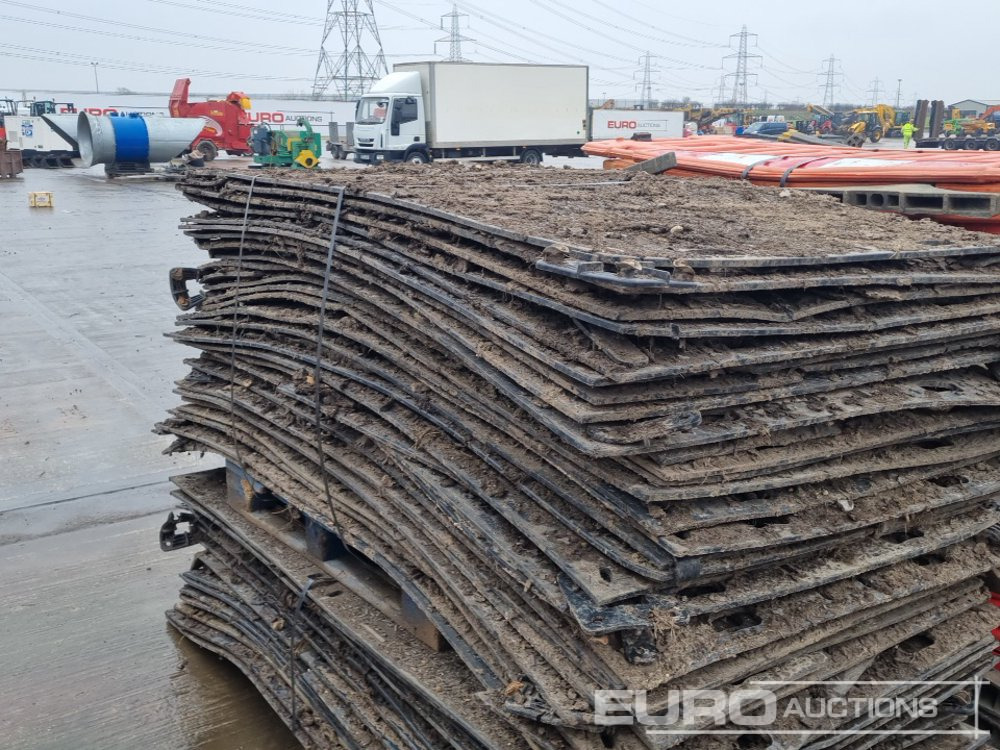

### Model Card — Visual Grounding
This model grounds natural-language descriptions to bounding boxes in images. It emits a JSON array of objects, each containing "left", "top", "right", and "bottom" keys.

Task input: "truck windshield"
[{"left": 356, "top": 98, "right": 389, "bottom": 125}]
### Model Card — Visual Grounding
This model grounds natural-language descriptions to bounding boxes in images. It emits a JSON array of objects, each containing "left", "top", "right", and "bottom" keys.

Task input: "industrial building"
[{"left": 950, "top": 98, "right": 1000, "bottom": 117}]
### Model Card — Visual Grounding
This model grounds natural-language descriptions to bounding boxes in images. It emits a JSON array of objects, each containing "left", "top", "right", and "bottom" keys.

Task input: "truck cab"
[
  {"left": 18, "top": 100, "right": 76, "bottom": 116},
  {"left": 353, "top": 72, "right": 426, "bottom": 163}
]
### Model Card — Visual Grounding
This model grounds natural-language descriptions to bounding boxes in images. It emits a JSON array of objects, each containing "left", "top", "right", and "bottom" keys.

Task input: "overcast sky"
[{"left": 0, "top": 0, "right": 991, "bottom": 105}]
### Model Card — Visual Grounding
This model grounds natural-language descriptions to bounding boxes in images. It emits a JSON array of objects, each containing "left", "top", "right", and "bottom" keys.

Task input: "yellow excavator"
[
  {"left": 842, "top": 105, "right": 895, "bottom": 142},
  {"left": 808, "top": 104, "right": 907, "bottom": 144},
  {"left": 806, "top": 103, "right": 845, "bottom": 135},
  {"left": 943, "top": 107, "right": 997, "bottom": 136},
  {"left": 677, "top": 106, "right": 747, "bottom": 132}
]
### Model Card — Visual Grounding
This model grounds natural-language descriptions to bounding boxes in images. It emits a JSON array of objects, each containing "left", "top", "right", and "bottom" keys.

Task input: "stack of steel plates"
[{"left": 158, "top": 165, "right": 1000, "bottom": 749}]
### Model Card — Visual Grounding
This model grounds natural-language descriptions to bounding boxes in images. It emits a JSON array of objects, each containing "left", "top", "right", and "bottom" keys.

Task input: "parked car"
[{"left": 742, "top": 121, "right": 789, "bottom": 136}]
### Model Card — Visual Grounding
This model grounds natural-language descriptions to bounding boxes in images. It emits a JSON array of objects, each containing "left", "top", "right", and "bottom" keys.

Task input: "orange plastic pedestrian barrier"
[
  {"left": 583, "top": 136, "right": 1000, "bottom": 232},
  {"left": 584, "top": 136, "right": 1000, "bottom": 189}
]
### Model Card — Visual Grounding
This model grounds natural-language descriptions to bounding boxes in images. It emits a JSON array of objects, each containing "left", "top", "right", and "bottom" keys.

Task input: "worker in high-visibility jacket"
[{"left": 901, "top": 121, "right": 915, "bottom": 149}]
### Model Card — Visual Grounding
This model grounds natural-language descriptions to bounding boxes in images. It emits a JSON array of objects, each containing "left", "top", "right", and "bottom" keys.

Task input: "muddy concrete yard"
[{"left": 0, "top": 166, "right": 298, "bottom": 749}]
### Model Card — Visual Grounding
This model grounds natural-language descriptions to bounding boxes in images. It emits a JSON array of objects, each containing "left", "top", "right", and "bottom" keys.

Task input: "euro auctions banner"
[
  {"left": 1, "top": 91, "right": 357, "bottom": 130},
  {"left": 589, "top": 109, "right": 684, "bottom": 140}
]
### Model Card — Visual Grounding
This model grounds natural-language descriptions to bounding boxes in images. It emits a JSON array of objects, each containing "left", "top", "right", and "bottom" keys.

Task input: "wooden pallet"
[{"left": 222, "top": 461, "right": 446, "bottom": 652}]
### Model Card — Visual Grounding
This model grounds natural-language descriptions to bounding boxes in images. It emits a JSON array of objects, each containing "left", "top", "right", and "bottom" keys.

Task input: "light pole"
[
  {"left": 91, "top": 62, "right": 100, "bottom": 93},
  {"left": 895, "top": 78, "right": 902, "bottom": 109}
]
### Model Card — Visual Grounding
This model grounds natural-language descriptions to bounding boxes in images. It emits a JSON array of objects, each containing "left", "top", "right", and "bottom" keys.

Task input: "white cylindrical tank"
[
  {"left": 77, "top": 112, "right": 205, "bottom": 167},
  {"left": 41, "top": 114, "right": 81, "bottom": 149}
]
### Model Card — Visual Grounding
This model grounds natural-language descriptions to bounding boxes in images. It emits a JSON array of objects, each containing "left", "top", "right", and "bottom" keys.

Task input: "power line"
[
  {"left": 756, "top": 46, "right": 816, "bottom": 75},
  {"left": 819, "top": 55, "right": 843, "bottom": 107},
  {"left": 447, "top": 0, "right": 634, "bottom": 65},
  {"left": 142, "top": 0, "right": 317, "bottom": 24},
  {"left": 635, "top": 52, "right": 659, "bottom": 108},
  {"left": 529, "top": 0, "right": 721, "bottom": 68},
  {"left": 621, "top": 0, "right": 725, "bottom": 28},
  {"left": 312, "top": 0, "right": 388, "bottom": 99},
  {"left": 441, "top": 0, "right": 719, "bottom": 83},
  {"left": 384, "top": 0, "right": 628, "bottom": 76},
  {"left": 716, "top": 75, "right": 728, "bottom": 106},
  {"left": 0, "top": 42, "right": 312, "bottom": 81},
  {"left": 375, "top": 0, "right": 551, "bottom": 64},
  {"left": 867, "top": 76, "right": 883, "bottom": 106},
  {"left": 376, "top": 0, "right": 541, "bottom": 63},
  {"left": 436, "top": 3, "right": 474, "bottom": 62},
  {"left": 539, "top": 0, "right": 719, "bottom": 51},
  {"left": 582, "top": 0, "right": 727, "bottom": 47},
  {"left": 842, "top": 76, "right": 868, "bottom": 102},
  {"left": 758, "top": 66, "right": 809, "bottom": 90},
  {"left": 723, "top": 24, "right": 760, "bottom": 108},
  {"left": 0, "top": 13, "right": 314, "bottom": 57},
  {"left": 185, "top": 0, "right": 318, "bottom": 21},
  {"left": 0, "top": 0, "right": 316, "bottom": 49},
  {"left": 377, "top": 0, "right": 639, "bottom": 74}
]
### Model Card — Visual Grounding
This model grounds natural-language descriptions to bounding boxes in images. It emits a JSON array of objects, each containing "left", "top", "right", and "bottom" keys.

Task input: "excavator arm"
[{"left": 697, "top": 108, "right": 737, "bottom": 130}]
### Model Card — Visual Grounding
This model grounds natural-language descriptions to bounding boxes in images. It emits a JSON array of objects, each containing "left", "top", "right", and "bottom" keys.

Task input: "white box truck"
[
  {"left": 353, "top": 62, "right": 590, "bottom": 165},
  {"left": 352, "top": 62, "right": 684, "bottom": 165}
]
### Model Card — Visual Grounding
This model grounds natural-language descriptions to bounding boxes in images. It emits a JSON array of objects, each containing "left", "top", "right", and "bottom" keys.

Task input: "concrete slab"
[
  {"left": 801, "top": 182, "right": 1000, "bottom": 218},
  {"left": 0, "top": 167, "right": 296, "bottom": 748},
  {"left": 624, "top": 151, "right": 677, "bottom": 175}
]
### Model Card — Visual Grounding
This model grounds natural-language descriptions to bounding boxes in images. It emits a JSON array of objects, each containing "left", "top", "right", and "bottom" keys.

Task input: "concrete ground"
[{"left": 0, "top": 165, "right": 298, "bottom": 749}]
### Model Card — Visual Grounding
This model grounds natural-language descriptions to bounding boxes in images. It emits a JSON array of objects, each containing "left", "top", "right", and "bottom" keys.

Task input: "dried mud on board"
[
  {"left": 303, "top": 161, "right": 996, "bottom": 257},
  {"left": 157, "top": 165, "right": 1000, "bottom": 750}
]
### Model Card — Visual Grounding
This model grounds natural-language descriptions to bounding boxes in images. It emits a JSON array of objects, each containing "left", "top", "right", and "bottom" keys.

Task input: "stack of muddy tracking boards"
[{"left": 157, "top": 165, "right": 1000, "bottom": 750}]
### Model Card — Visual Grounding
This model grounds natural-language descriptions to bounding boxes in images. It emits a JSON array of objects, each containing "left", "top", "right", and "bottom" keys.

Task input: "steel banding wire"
[
  {"left": 287, "top": 574, "right": 320, "bottom": 732},
  {"left": 228, "top": 175, "right": 258, "bottom": 471},
  {"left": 313, "top": 188, "right": 351, "bottom": 545}
]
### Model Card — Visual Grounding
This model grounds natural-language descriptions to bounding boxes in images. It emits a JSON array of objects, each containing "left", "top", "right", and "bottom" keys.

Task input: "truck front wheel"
[
  {"left": 519, "top": 148, "right": 543, "bottom": 166},
  {"left": 406, "top": 150, "right": 430, "bottom": 164}
]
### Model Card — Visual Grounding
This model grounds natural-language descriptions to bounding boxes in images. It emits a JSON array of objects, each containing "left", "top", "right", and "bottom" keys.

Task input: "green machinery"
[{"left": 249, "top": 118, "right": 321, "bottom": 168}]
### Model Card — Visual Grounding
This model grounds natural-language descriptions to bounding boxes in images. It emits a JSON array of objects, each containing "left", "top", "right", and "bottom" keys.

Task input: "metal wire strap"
[
  {"left": 227, "top": 175, "right": 258, "bottom": 470},
  {"left": 287, "top": 574, "right": 316, "bottom": 731},
  {"left": 312, "top": 187, "right": 349, "bottom": 542}
]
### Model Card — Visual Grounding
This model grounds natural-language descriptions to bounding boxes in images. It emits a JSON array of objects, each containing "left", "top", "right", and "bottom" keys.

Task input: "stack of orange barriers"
[{"left": 583, "top": 136, "right": 1000, "bottom": 192}]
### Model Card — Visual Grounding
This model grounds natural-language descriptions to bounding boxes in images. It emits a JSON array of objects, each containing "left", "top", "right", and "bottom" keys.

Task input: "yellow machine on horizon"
[
  {"left": 943, "top": 107, "right": 997, "bottom": 136},
  {"left": 843, "top": 105, "right": 904, "bottom": 142},
  {"left": 808, "top": 103, "right": 912, "bottom": 144}
]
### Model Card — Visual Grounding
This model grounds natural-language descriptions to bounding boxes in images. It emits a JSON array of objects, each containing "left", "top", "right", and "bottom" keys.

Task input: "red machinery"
[
  {"left": 168, "top": 78, "right": 252, "bottom": 159},
  {"left": 0, "top": 98, "right": 17, "bottom": 141}
]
